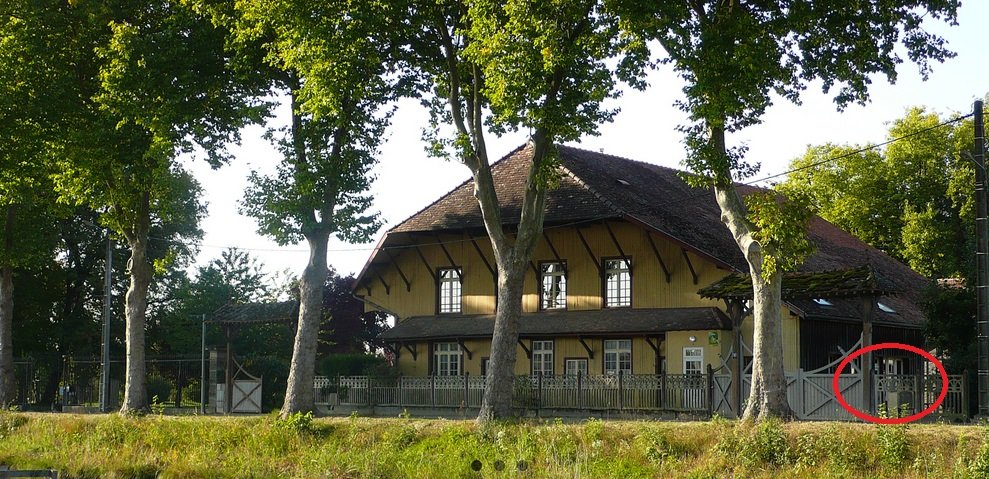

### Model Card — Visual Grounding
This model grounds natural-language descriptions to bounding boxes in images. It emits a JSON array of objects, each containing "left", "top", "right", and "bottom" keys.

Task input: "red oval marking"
[{"left": 832, "top": 342, "right": 948, "bottom": 424}]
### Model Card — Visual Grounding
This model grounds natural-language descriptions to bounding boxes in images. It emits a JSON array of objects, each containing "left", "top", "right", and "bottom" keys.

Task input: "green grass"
[{"left": 0, "top": 411, "right": 987, "bottom": 478}]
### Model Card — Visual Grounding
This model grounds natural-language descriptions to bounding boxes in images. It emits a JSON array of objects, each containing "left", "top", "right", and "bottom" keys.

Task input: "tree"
[
  {"left": 411, "top": 0, "right": 647, "bottom": 422},
  {"left": 620, "top": 1, "right": 959, "bottom": 419},
  {"left": 231, "top": 0, "right": 402, "bottom": 416},
  {"left": 0, "top": 0, "right": 78, "bottom": 406},
  {"left": 52, "top": 0, "right": 266, "bottom": 413},
  {"left": 783, "top": 107, "right": 974, "bottom": 280}
]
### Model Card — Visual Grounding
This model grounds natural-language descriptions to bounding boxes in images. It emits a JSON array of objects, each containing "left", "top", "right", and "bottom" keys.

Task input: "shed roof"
[{"left": 208, "top": 301, "right": 298, "bottom": 324}]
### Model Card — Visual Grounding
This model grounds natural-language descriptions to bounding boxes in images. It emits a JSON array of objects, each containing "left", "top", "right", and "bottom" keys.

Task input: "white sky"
[{"left": 184, "top": 2, "right": 989, "bottom": 281}]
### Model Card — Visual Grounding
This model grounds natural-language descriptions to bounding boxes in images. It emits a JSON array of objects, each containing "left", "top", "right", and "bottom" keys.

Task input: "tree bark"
[
  {"left": 477, "top": 261, "right": 527, "bottom": 420},
  {"left": 120, "top": 199, "right": 152, "bottom": 414},
  {"left": 710, "top": 127, "right": 793, "bottom": 421},
  {"left": 0, "top": 205, "right": 16, "bottom": 407},
  {"left": 280, "top": 231, "right": 329, "bottom": 417},
  {"left": 476, "top": 138, "right": 551, "bottom": 423}
]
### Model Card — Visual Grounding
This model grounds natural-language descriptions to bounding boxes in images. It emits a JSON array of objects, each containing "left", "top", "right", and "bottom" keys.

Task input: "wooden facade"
[{"left": 359, "top": 219, "right": 805, "bottom": 376}]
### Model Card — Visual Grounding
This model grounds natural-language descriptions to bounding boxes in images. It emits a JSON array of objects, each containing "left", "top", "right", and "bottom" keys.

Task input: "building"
[{"left": 352, "top": 143, "right": 929, "bottom": 391}]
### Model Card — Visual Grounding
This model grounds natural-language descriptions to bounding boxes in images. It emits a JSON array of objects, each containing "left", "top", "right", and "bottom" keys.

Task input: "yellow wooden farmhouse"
[{"left": 351, "top": 143, "right": 929, "bottom": 397}]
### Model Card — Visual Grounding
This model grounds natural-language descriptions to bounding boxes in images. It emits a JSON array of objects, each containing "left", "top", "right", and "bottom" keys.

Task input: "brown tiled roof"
[
  {"left": 379, "top": 307, "right": 730, "bottom": 341},
  {"left": 361, "top": 144, "right": 931, "bottom": 327}
]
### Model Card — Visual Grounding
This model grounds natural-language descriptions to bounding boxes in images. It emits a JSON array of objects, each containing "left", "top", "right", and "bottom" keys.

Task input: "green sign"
[{"left": 708, "top": 331, "right": 719, "bottom": 345}]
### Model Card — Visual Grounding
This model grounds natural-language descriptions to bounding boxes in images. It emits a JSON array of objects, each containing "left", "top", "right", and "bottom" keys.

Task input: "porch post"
[{"left": 861, "top": 296, "right": 875, "bottom": 414}]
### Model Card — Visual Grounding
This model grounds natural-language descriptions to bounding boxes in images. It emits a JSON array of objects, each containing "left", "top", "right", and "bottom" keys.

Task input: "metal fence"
[
  {"left": 62, "top": 356, "right": 205, "bottom": 409},
  {"left": 315, "top": 371, "right": 712, "bottom": 414}
]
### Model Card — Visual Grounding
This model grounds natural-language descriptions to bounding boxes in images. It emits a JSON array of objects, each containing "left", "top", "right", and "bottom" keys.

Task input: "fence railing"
[{"left": 315, "top": 371, "right": 712, "bottom": 414}]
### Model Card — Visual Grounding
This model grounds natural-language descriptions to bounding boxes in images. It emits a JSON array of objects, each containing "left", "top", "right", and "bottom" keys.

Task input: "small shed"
[{"left": 203, "top": 301, "right": 298, "bottom": 414}]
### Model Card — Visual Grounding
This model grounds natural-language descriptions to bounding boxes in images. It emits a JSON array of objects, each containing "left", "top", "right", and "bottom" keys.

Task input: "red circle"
[{"left": 831, "top": 342, "right": 948, "bottom": 424}]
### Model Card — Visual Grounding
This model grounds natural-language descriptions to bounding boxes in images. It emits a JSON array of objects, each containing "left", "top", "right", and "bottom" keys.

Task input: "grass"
[{"left": 0, "top": 411, "right": 988, "bottom": 478}]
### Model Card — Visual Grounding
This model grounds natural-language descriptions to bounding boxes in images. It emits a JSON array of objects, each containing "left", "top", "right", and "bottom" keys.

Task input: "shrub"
[{"left": 146, "top": 374, "right": 173, "bottom": 406}]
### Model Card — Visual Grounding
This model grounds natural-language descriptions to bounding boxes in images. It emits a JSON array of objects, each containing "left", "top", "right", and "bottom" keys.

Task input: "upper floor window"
[
  {"left": 540, "top": 261, "right": 567, "bottom": 310},
  {"left": 604, "top": 258, "right": 631, "bottom": 307},
  {"left": 437, "top": 267, "right": 462, "bottom": 313}
]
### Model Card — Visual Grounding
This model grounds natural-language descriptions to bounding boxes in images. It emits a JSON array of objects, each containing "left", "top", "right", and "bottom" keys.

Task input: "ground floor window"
[
  {"left": 604, "top": 339, "right": 632, "bottom": 375},
  {"left": 434, "top": 342, "right": 462, "bottom": 376},
  {"left": 565, "top": 358, "right": 588, "bottom": 376},
  {"left": 532, "top": 340, "right": 554, "bottom": 376},
  {"left": 683, "top": 347, "right": 703, "bottom": 375}
]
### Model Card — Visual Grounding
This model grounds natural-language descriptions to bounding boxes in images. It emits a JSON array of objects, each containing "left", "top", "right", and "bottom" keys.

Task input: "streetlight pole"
[
  {"left": 99, "top": 236, "right": 113, "bottom": 413},
  {"left": 974, "top": 100, "right": 988, "bottom": 416}
]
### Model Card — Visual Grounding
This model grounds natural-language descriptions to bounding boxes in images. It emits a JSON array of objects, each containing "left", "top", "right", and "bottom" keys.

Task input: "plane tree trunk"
[
  {"left": 710, "top": 127, "right": 793, "bottom": 421},
  {"left": 280, "top": 232, "right": 329, "bottom": 416},
  {"left": 120, "top": 194, "right": 152, "bottom": 414}
]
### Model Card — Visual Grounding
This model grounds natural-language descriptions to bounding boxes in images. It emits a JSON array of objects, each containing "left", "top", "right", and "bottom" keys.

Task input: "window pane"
[
  {"left": 438, "top": 267, "right": 462, "bottom": 313},
  {"left": 540, "top": 262, "right": 567, "bottom": 309},
  {"left": 604, "top": 258, "right": 631, "bottom": 307}
]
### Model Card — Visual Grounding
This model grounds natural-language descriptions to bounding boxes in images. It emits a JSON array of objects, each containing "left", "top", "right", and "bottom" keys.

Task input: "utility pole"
[
  {"left": 975, "top": 99, "right": 988, "bottom": 416},
  {"left": 99, "top": 236, "right": 113, "bottom": 413}
]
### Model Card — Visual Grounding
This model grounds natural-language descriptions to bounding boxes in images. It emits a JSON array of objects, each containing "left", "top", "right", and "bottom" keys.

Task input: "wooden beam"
[
  {"left": 383, "top": 249, "right": 411, "bottom": 292},
  {"left": 604, "top": 222, "right": 631, "bottom": 275},
  {"left": 530, "top": 261, "right": 539, "bottom": 277},
  {"left": 434, "top": 233, "right": 458, "bottom": 268},
  {"left": 645, "top": 337, "right": 660, "bottom": 354},
  {"left": 457, "top": 339, "right": 473, "bottom": 360},
  {"left": 645, "top": 232, "right": 672, "bottom": 283},
  {"left": 578, "top": 337, "right": 595, "bottom": 359},
  {"left": 861, "top": 296, "right": 875, "bottom": 415},
  {"left": 576, "top": 228, "right": 604, "bottom": 277},
  {"left": 369, "top": 263, "right": 390, "bottom": 295},
  {"left": 542, "top": 231, "right": 568, "bottom": 275},
  {"left": 469, "top": 236, "right": 496, "bottom": 278},
  {"left": 414, "top": 246, "right": 436, "bottom": 282},
  {"left": 403, "top": 343, "right": 417, "bottom": 361},
  {"left": 681, "top": 248, "right": 699, "bottom": 285},
  {"left": 518, "top": 339, "right": 532, "bottom": 359}
]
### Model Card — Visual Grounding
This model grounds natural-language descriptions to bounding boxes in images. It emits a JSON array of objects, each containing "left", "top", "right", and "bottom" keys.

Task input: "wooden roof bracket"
[
  {"left": 645, "top": 336, "right": 661, "bottom": 355},
  {"left": 604, "top": 221, "right": 631, "bottom": 275},
  {"left": 414, "top": 245, "right": 437, "bottom": 282},
  {"left": 468, "top": 235, "right": 497, "bottom": 278},
  {"left": 433, "top": 233, "right": 461, "bottom": 284},
  {"left": 578, "top": 337, "right": 595, "bottom": 359},
  {"left": 369, "top": 263, "right": 391, "bottom": 295},
  {"left": 529, "top": 261, "right": 539, "bottom": 278},
  {"left": 403, "top": 342, "right": 417, "bottom": 361},
  {"left": 364, "top": 285, "right": 372, "bottom": 296},
  {"left": 518, "top": 339, "right": 532, "bottom": 359},
  {"left": 383, "top": 249, "right": 411, "bottom": 292},
  {"left": 542, "top": 231, "right": 568, "bottom": 275},
  {"left": 681, "top": 248, "right": 699, "bottom": 285},
  {"left": 457, "top": 339, "right": 473, "bottom": 360},
  {"left": 645, "top": 232, "right": 672, "bottom": 283},
  {"left": 469, "top": 235, "right": 499, "bottom": 297},
  {"left": 576, "top": 227, "right": 604, "bottom": 277}
]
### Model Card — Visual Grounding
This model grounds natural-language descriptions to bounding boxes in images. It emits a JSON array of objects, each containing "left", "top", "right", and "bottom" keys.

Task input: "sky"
[{"left": 182, "top": 2, "right": 989, "bottom": 282}]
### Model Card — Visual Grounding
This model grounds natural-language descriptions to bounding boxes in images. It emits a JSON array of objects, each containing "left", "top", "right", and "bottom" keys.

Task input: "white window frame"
[
  {"left": 433, "top": 342, "right": 462, "bottom": 376},
  {"left": 437, "top": 267, "right": 462, "bottom": 314},
  {"left": 531, "top": 340, "right": 554, "bottom": 376},
  {"left": 565, "top": 358, "right": 588, "bottom": 377},
  {"left": 604, "top": 258, "right": 632, "bottom": 308},
  {"left": 683, "top": 347, "right": 704, "bottom": 375},
  {"left": 539, "top": 262, "right": 567, "bottom": 310},
  {"left": 604, "top": 339, "right": 632, "bottom": 375}
]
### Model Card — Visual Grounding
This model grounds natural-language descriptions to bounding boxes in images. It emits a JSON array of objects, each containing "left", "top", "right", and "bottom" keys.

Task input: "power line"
[{"left": 148, "top": 110, "right": 977, "bottom": 256}]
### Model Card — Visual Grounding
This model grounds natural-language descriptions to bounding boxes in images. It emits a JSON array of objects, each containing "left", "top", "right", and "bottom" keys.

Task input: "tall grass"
[{"left": 0, "top": 410, "right": 986, "bottom": 478}]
